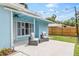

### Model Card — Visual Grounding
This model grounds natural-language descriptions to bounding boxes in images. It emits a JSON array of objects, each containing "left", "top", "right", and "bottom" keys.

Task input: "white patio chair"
[
  {"left": 28, "top": 32, "right": 39, "bottom": 46},
  {"left": 39, "top": 32, "right": 49, "bottom": 43}
]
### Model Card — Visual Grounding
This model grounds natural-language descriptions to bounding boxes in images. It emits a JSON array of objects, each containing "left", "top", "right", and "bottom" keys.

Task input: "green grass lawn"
[
  {"left": 49, "top": 35, "right": 77, "bottom": 43},
  {"left": 49, "top": 35, "right": 79, "bottom": 56},
  {"left": 74, "top": 44, "right": 79, "bottom": 56}
]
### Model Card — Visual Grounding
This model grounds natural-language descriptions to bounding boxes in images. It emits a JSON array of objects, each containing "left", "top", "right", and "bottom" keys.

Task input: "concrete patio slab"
[
  {"left": 9, "top": 52, "right": 27, "bottom": 56},
  {"left": 10, "top": 52, "right": 26, "bottom": 56},
  {"left": 14, "top": 40, "right": 75, "bottom": 56}
]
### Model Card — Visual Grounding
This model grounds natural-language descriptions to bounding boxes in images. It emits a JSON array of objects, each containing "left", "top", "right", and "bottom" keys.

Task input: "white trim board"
[{"left": 10, "top": 11, "right": 14, "bottom": 49}]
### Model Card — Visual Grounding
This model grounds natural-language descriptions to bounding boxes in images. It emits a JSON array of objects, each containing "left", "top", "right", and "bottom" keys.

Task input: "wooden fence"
[{"left": 48, "top": 26, "right": 79, "bottom": 36}]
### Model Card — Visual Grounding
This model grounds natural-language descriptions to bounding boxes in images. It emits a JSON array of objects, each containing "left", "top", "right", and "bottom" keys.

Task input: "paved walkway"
[{"left": 13, "top": 40, "right": 75, "bottom": 56}]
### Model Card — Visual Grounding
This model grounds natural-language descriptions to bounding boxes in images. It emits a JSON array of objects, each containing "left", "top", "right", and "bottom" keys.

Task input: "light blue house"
[{"left": 0, "top": 3, "right": 51, "bottom": 49}]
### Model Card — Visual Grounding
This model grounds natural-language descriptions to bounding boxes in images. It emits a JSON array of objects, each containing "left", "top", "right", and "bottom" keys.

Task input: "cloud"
[
  {"left": 38, "top": 10, "right": 50, "bottom": 15},
  {"left": 46, "top": 3, "right": 58, "bottom": 8},
  {"left": 46, "top": 4, "right": 59, "bottom": 14},
  {"left": 37, "top": 10, "right": 47, "bottom": 16},
  {"left": 48, "top": 8, "right": 58, "bottom": 13},
  {"left": 38, "top": 11, "right": 44, "bottom": 14},
  {"left": 56, "top": 11, "right": 74, "bottom": 21},
  {"left": 49, "top": 8, "right": 54, "bottom": 11}
]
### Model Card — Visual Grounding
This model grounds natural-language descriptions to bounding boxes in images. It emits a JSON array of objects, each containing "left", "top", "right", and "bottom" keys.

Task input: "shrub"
[
  {"left": 0, "top": 52, "right": 4, "bottom": 56},
  {"left": 0, "top": 48, "right": 14, "bottom": 56}
]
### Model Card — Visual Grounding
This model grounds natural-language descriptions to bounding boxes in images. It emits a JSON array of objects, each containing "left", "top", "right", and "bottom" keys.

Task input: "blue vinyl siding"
[
  {"left": 39, "top": 21, "right": 48, "bottom": 38},
  {"left": 0, "top": 7, "right": 11, "bottom": 49},
  {"left": 35, "top": 19, "right": 48, "bottom": 38}
]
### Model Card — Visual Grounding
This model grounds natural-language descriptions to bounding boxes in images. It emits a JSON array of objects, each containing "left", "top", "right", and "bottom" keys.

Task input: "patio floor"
[{"left": 14, "top": 40, "right": 75, "bottom": 56}]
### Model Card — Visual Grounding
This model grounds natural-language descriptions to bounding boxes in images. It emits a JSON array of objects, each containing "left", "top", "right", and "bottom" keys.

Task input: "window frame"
[{"left": 16, "top": 21, "right": 32, "bottom": 36}]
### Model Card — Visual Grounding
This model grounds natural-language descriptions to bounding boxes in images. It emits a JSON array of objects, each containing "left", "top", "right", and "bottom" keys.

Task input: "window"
[
  {"left": 17, "top": 22, "right": 21, "bottom": 35},
  {"left": 29, "top": 24, "right": 32, "bottom": 34},
  {"left": 25, "top": 23, "right": 29, "bottom": 35},
  {"left": 22, "top": 29, "right": 24, "bottom": 35},
  {"left": 17, "top": 22, "right": 20, "bottom": 28},
  {"left": 25, "top": 23, "right": 28, "bottom": 28},
  {"left": 22, "top": 23, "right": 24, "bottom": 27},
  {"left": 17, "top": 22, "right": 32, "bottom": 36}
]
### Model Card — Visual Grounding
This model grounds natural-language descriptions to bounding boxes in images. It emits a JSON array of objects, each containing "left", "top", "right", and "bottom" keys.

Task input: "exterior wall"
[
  {"left": 0, "top": 7, "right": 11, "bottom": 49},
  {"left": 35, "top": 19, "right": 48, "bottom": 38},
  {"left": 39, "top": 21, "right": 48, "bottom": 38}
]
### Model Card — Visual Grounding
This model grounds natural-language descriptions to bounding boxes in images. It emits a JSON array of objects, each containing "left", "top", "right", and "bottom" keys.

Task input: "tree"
[
  {"left": 62, "top": 17, "right": 76, "bottom": 26},
  {"left": 55, "top": 20, "right": 62, "bottom": 24},
  {"left": 47, "top": 14, "right": 56, "bottom": 22}
]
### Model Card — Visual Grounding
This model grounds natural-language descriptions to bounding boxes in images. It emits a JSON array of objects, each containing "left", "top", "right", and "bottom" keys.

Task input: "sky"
[{"left": 27, "top": 3, "right": 79, "bottom": 21}]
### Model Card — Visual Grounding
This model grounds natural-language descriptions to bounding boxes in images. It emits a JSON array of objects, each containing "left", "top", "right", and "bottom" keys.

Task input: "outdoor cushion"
[{"left": 30, "top": 32, "right": 35, "bottom": 40}]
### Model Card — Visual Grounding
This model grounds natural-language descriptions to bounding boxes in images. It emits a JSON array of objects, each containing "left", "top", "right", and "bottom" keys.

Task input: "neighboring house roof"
[
  {"left": 0, "top": 3, "right": 52, "bottom": 23},
  {"left": 48, "top": 23, "right": 76, "bottom": 28},
  {"left": 48, "top": 23, "right": 63, "bottom": 27}
]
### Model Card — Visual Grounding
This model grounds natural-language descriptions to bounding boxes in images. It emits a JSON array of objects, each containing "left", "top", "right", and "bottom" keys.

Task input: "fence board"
[{"left": 48, "top": 26, "right": 78, "bottom": 36}]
